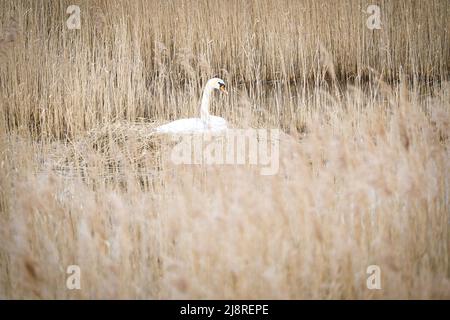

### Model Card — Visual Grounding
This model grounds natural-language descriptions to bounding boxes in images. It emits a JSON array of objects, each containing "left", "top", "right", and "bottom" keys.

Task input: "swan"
[{"left": 154, "top": 78, "right": 228, "bottom": 134}]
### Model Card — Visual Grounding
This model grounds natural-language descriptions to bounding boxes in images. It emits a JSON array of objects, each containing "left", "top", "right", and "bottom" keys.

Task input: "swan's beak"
[{"left": 219, "top": 86, "right": 228, "bottom": 95}]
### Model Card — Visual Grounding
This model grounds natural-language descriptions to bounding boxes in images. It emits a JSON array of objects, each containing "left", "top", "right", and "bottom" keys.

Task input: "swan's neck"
[{"left": 200, "top": 84, "right": 213, "bottom": 123}]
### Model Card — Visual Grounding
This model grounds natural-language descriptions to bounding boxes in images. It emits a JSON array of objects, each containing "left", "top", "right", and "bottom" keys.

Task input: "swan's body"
[
  {"left": 154, "top": 116, "right": 227, "bottom": 134},
  {"left": 154, "top": 78, "right": 228, "bottom": 134}
]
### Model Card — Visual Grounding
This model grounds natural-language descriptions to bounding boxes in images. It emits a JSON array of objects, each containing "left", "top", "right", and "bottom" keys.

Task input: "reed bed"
[{"left": 0, "top": 0, "right": 449, "bottom": 299}]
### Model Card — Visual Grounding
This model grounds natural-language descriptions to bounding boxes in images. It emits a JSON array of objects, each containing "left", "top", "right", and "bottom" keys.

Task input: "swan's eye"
[{"left": 218, "top": 83, "right": 228, "bottom": 94}]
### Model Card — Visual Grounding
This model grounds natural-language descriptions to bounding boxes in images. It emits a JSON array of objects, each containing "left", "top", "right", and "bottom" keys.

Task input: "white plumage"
[{"left": 154, "top": 78, "right": 228, "bottom": 134}]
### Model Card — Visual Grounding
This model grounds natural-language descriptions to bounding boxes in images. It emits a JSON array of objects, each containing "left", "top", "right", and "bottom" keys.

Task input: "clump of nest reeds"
[{"left": 45, "top": 120, "right": 172, "bottom": 189}]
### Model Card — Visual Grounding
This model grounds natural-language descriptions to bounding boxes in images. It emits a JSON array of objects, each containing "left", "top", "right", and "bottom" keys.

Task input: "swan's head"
[{"left": 207, "top": 77, "right": 228, "bottom": 95}]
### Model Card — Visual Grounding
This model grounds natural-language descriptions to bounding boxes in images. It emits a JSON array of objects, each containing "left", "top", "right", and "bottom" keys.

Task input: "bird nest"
[{"left": 45, "top": 120, "right": 173, "bottom": 188}]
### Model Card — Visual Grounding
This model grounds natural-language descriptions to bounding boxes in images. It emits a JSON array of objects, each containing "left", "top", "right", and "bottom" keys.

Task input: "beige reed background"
[{"left": 0, "top": 0, "right": 449, "bottom": 299}]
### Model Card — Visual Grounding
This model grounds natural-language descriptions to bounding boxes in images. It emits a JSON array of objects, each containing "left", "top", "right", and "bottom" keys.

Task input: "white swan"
[{"left": 154, "top": 78, "right": 228, "bottom": 134}]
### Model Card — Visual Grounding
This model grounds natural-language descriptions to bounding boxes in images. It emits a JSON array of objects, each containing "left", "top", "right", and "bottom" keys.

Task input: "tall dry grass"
[{"left": 0, "top": 0, "right": 449, "bottom": 299}]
